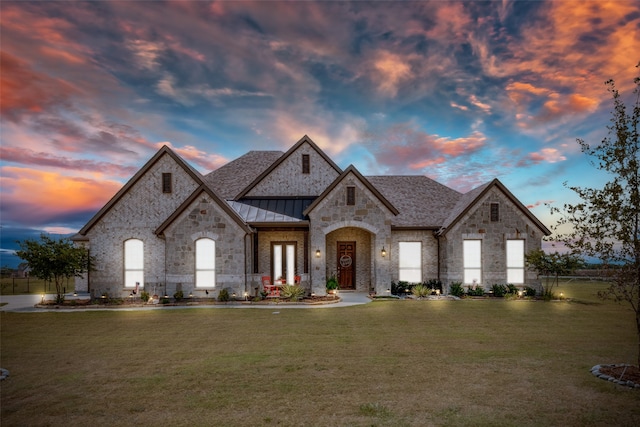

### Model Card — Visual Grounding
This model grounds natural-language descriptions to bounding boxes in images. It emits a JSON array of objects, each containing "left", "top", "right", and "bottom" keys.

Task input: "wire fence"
[{"left": 0, "top": 277, "right": 73, "bottom": 295}]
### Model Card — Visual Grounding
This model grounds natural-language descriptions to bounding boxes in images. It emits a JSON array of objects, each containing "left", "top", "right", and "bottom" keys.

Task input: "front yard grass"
[{"left": 1, "top": 281, "right": 639, "bottom": 426}]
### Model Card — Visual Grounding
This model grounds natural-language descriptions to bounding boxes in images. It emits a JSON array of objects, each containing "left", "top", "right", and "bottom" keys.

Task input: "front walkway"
[{"left": 0, "top": 291, "right": 372, "bottom": 312}]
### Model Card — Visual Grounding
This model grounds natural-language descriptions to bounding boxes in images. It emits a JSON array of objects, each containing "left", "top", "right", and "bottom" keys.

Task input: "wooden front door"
[{"left": 337, "top": 241, "right": 356, "bottom": 289}]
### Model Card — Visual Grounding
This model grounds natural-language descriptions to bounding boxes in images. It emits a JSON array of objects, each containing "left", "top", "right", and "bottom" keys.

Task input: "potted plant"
[{"left": 326, "top": 275, "right": 339, "bottom": 294}]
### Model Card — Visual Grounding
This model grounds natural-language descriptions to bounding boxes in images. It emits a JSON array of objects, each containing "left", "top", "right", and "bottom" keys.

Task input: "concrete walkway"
[{"left": 0, "top": 291, "right": 372, "bottom": 313}]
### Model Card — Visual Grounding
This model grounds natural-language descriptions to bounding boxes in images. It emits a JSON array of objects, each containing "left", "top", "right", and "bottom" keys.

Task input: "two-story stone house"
[{"left": 72, "top": 135, "right": 550, "bottom": 298}]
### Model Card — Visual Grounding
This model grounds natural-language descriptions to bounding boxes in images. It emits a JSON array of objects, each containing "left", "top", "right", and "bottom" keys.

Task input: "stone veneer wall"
[
  {"left": 390, "top": 230, "right": 439, "bottom": 284},
  {"left": 308, "top": 174, "right": 394, "bottom": 295},
  {"left": 246, "top": 142, "right": 340, "bottom": 197},
  {"left": 440, "top": 187, "right": 543, "bottom": 292},
  {"left": 162, "top": 194, "right": 249, "bottom": 298},
  {"left": 78, "top": 154, "right": 200, "bottom": 297}
]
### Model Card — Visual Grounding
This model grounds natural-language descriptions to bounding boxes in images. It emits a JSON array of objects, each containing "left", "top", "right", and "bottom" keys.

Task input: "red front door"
[{"left": 337, "top": 241, "right": 356, "bottom": 290}]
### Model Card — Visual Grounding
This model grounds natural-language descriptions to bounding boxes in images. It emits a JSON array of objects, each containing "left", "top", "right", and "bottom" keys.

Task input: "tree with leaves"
[
  {"left": 16, "top": 234, "right": 92, "bottom": 303},
  {"left": 551, "top": 69, "right": 639, "bottom": 367},
  {"left": 525, "top": 249, "right": 584, "bottom": 298}
]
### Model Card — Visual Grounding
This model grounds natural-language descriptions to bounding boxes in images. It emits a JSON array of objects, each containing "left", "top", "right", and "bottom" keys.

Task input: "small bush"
[
  {"left": 173, "top": 290, "right": 184, "bottom": 301},
  {"left": 524, "top": 286, "right": 537, "bottom": 297},
  {"left": 411, "top": 284, "right": 431, "bottom": 298},
  {"left": 391, "top": 281, "right": 414, "bottom": 296},
  {"left": 160, "top": 296, "right": 170, "bottom": 304},
  {"left": 449, "top": 282, "right": 464, "bottom": 297},
  {"left": 140, "top": 291, "right": 150, "bottom": 302},
  {"left": 425, "top": 279, "right": 443, "bottom": 294},
  {"left": 218, "top": 288, "right": 230, "bottom": 302},
  {"left": 491, "top": 284, "right": 507, "bottom": 297},
  {"left": 467, "top": 285, "right": 485, "bottom": 296},
  {"left": 280, "top": 284, "right": 305, "bottom": 300},
  {"left": 506, "top": 284, "right": 519, "bottom": 295}
]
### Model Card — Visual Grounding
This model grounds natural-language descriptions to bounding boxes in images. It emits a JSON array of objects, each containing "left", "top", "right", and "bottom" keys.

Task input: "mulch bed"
[{"left": 598, "top": 364, "right": 640, "bottom": 384}]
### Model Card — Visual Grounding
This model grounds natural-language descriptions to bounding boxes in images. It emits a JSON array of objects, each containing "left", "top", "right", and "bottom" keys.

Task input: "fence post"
[{"left": 12, "top": 277, "right": 15, "bottom": 294}]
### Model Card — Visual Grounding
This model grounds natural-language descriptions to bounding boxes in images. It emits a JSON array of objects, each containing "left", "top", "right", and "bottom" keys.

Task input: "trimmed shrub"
[
  {"left": 524, "top": 286, "right": 537, "bottom": 297},
  {"left": 391, "top": 281, "right": 414, "bottom": 296},
  {"left": 173, "top": 290, "right": 184, "bottom": 301},
  {"left": 218, "top": 288, "right": 230, "bottom": 302},
  {"left": 491, "top": 284, "right": 507, "bottom": 297},
  {"left": 467, "top": 285, "right": 485, "bottom": 296},
  {"left": 449, "top": 282, "right": 464, "bottom": 297},
  {"left": 425, "top": 279, "right": 443, "bottom": 294},
  {"left": 140, "top": 291, "right": 150, "bottom": 302}
]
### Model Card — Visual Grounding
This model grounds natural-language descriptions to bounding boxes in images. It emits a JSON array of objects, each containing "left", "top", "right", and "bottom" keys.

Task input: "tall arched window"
[
  {"left": 124, "top": 239, "right": 144, "bottom": 288},
  {"left": 196, "top": 238, "right": 216, "bottom": 288}
]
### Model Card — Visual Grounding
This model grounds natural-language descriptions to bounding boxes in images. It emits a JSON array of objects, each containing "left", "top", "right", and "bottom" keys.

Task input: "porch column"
[{"left": 310, "top": 232, "right": 327, "bottom": 295}]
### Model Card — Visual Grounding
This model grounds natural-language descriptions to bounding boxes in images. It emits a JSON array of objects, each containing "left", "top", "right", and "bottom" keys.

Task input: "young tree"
[
  {"left": 525, "top": 249, "right": 583, "bottom": 298},
  {"left": 16, "top": 234, "right": 92, "bottom": 303},
  {"left": 551, "top": 70, "right": 640, "bottom": 366}
]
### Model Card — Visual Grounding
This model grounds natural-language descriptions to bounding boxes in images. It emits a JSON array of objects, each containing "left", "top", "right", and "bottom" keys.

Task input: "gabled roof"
[
  {"left": 366, "top": 175, "right": 461, "bottom": 228},
  {"left": 204, "top": 150, "right": 284, "bottom": 199},
  {"left": 76, "top": 146, "right": 204, "bottom": 236},
  {"left": 235, "top": 135, "right": 342, "bottom": 199},
  {"left": 303, "top": 165, "right": 399, "bottom": 216},
  {"left": 155, "top": 184, "right": 253, "bottom": 236},
  {"left": 438, "top": 179, "right": 552, "bottom": 236}
]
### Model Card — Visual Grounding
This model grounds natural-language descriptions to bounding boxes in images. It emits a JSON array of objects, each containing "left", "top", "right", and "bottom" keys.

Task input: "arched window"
[
  {"left": 124, "top": 239, "right": 144, "bottom": 288},
  {"left": 195, "top": 238, "right": 216, "bottom": 288}
]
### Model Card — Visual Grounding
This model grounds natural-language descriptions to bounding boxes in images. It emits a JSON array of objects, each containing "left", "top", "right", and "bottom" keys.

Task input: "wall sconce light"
[
  {"left": 315, "top": 249, "right": 321, "bottom": 257},
  {"left": 381, "top": 246, "right": 387, "bottom": 257}
]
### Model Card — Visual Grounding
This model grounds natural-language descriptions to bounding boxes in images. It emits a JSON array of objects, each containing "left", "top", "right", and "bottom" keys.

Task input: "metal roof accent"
[{"left": 228, "top": 201, "right": 305, "bottom": 223}]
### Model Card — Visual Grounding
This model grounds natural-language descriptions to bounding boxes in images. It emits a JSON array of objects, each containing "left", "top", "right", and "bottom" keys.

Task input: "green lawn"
[{"left": 1, "top": 281, "right": 639, "bottom": 426}]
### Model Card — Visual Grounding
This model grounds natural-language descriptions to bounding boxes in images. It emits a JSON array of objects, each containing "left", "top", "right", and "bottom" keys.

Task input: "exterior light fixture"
[
  {"left": 315, "top": 249, "right": 321, "bottom": 257},
  {"left": 381, "top": 246, "right": 387, "bottom": 257}
]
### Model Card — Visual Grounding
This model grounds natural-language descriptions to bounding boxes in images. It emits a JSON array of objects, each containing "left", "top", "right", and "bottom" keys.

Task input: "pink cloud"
[
  {"left": 0, "top": 52, "right": 78, "bottom": 122},
  {"left": 518, "top": 148, "right": 567, "bottom": 167},
  {"left": 158, "top": 143, "right": 229, "bottom": 172},
  {"left": 0, "top": 146, "right": 138, "bottom": 177},
  {"left": 0, "top": 167, "right": 123, "bottom": 225},
  {"left": 365, "top": 123, "right": 487, "bottom": 173}
]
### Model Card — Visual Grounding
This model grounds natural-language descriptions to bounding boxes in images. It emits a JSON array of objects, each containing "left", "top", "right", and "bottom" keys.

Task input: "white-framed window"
[
  {"left": 272, "top": 242, "right": 296, "bottom": 284},
  {"left": 399, "top": 242, "right": 422, "bottom": 283},
  {"left": 195, "top": 238, "right": 216, "bottom": 288},
  {"left": 124, "top": 239, "right": 144, "bottom": 288},
  {"left": 463, "top": 240, "right": 482, "bottom": 284},
  {"left": 506, "top": 239, "right": 525, "bottom": 284}
]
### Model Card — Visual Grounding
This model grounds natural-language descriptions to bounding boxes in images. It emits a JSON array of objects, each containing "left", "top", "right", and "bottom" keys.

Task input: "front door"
[{"left": 337, "top": 241, "right": 356, "bottom": 290}]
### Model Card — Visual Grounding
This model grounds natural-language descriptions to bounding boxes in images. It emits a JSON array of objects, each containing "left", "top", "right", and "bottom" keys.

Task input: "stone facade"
[
  {"left": 246, "top": 143, "right": 339, "bottom": 197},
  {"left": 78, "top": 152, "right": 200, "bottom": 298},
  {"left": 162, "top": 193, "right": 250, "bottom": 299},
  {"left": 390, "top": 230, "right": 439, "bottom": 282},
  {"left": 440, "top": 187, "right": 543, "bottom": 291},
  {"left": 74, "top": 136, "right": 550, "bottom": 299},
  {"left": 306, "top": 172, "right": 395, "bottom": 295}
]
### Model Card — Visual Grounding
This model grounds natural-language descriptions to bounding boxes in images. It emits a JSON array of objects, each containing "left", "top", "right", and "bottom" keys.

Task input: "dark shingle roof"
[
  {"left": 440, "top": 181, "right": 491, "bottom": 231},
  {"left": 204, "top": 150, "right": 284, "bottom": 199},
  {"left": 366, "top": 176, "right": 461, "bottom": 228}
]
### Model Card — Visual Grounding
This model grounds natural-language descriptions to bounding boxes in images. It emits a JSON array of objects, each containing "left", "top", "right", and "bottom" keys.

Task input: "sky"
[{"left": 1, "top": 0, "right": 639, "bottom": 268}]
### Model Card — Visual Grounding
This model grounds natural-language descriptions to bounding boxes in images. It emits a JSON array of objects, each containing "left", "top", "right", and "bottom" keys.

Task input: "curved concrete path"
[{"left": 0, "top": 291, "right": 372, "bottom": 312}]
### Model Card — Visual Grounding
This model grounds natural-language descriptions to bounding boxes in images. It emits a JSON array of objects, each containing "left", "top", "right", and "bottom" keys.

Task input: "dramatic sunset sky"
[{"left": 1, "top": 1, "right": 639, "bottom": 267}]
